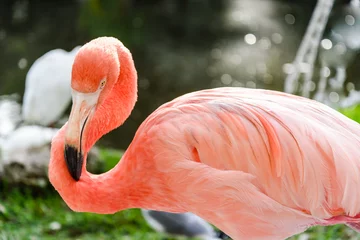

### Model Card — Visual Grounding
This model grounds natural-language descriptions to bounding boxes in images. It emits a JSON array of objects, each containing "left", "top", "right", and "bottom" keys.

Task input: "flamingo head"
[{"left": 64, "top": 37, "right": 121, "bottom": 181}]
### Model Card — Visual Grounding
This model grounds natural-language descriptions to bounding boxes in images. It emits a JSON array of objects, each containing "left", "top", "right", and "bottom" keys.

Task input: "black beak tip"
[{"left": 64, "top": 144, "right": 83, "bottom": 181}]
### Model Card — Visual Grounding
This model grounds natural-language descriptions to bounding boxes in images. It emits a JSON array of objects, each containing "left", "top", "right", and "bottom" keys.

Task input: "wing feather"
[{"left": 141, "top": 87, "right": 360, "bottom": 221}]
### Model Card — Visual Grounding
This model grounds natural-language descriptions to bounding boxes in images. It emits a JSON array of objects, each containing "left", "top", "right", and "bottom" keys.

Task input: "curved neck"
[
  {"left": 50, "top": 127, "right": 182, "bottom": 213},
  {"left": 49, "top": 45, "right": 183, "bottom": 214},
  {"left": 83, "top": 46, "right": 138, "bottom": 153}
]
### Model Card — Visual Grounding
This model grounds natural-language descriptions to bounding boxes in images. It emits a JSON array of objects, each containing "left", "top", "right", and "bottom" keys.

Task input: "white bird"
[
  {"left": 0, "top": 125, "right": 58, "bottom": 179},
  {"left": 0, "top": 125, "right": 102, "bottom": 183},
  {"left": 141, "top": 209, "right": 224, "bottom": 240},
  {"left": 0, "top": 95, "right": 22, "bottom": 138},
  {"left": 0, "top": 45, "right": 81, "bottom": 181},
  {"left": 22, "top": 46, "right": 81, "bottom": 126}
]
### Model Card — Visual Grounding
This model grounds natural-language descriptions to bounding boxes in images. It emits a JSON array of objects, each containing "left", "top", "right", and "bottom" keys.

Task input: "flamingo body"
[
  {"left": 49, "top": 37, "right": 360, "bottom": 240},
  {"left": 130, "top": 87, "right": 360, "bottom": 239}
]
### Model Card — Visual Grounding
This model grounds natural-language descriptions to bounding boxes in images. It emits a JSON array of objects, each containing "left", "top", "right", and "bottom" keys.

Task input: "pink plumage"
[{"left": 49, "top": 37, "right": 360, "bottom": 240}]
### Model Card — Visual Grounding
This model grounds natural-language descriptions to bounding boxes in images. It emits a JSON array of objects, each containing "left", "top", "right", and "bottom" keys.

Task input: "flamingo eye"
[{"left": 99, "top": 79, "right": 106, "bottom": 89}]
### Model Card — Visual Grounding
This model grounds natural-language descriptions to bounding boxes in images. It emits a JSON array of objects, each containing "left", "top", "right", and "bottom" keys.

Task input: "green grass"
[
  {"left": 0, "top": 184, "right": 182, "bottom": 240},
  {"left": 2, "top": 105, "right": 360, "bottom": 240},
  {"left": 98, "top": 147, "right": 124, "bottom": 171}
]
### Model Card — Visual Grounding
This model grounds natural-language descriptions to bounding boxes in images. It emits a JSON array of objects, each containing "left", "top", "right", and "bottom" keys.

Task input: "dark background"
[{"left": 0, "top": 0, "right": 358, "bottom": 149}]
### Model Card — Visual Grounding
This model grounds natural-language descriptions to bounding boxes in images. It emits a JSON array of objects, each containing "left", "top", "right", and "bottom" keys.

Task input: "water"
[{"left": 0, "top": 0, "right": 358, "bottom": 149}]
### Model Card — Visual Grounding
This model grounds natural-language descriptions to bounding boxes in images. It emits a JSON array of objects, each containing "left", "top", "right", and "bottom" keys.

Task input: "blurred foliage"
[
  {"left": 339, "top": 104, "right": 360, "bottom": 123},
  {"left": 78, "top": 0, "right": 143, "bottom": 48},
  {"left": 290, "top": 225, "right": 360, "bottom": 240},
  {"left": 98, "top": 147, "right": 124, "bottom": 171}
]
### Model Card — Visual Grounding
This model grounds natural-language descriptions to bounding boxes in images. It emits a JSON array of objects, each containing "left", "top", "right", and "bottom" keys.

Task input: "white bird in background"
[
  {"left": 0, "top": 125, "right": 58, "bottom": 178},
  {"left": 0, "top": 95, "right": 22, "bottom": 172},
  {"left": 141, "top": 209, "right": 226, "bottom": 240},
  {"left": 0, "top": 95, "right": 21, "bottom": 138},
  {"left": 22, "top": 46, "right": 81, "bottom": 126},
  {"left": 0, "top": 46, "right": 80, "bottom": 180}
]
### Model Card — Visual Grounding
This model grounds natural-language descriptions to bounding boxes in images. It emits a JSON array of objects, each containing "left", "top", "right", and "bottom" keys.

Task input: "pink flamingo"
[{"left": 49, "top": 37, "right": 360, "bottom": 240}]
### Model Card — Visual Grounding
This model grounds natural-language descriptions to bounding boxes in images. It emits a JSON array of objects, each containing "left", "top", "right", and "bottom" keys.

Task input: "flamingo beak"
[{"left": 64, "top": 89, "right": 100, "bottom": 181}]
